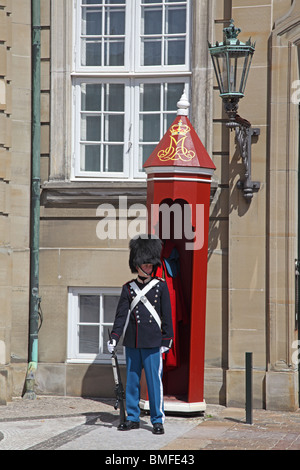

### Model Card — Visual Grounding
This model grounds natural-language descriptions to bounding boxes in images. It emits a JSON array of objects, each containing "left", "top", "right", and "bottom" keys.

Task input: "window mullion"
[
  {"left": 102, "top": 4, "right": 105, "bottom": 67},
  {"left": 162, "top": 0, "right": 166, "bottom": 66},
  {"left": 132, "top": 0, "right": 139, "bottom": 73},
  {"left": 100, "top": 84, "right": 104, "bottom": 173},
  {"left": 126, "top": 79, "right": 134, "bottom": 178},
  {"left": 133, "top": 80, "right": 141, "bottom": 178}
]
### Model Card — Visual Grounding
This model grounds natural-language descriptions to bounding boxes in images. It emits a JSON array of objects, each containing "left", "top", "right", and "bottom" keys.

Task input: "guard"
[{"left": 107, "top": 234, "right": 174, "bottom": 434}]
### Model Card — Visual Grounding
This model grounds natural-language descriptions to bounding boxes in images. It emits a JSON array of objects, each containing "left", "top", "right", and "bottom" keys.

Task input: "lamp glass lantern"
[{"left": 208, "top": 20, "right": 256, "bottom": 125}]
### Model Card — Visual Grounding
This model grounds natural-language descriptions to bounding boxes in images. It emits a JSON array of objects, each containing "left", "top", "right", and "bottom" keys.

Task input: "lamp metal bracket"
[{"left": 227, "top": 115, "right": 260, "bottom": 202}]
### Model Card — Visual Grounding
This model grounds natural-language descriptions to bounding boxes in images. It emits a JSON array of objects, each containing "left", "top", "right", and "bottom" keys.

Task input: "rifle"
[{"left": 108, "top": 330, "right": 126, "bottom": 429}]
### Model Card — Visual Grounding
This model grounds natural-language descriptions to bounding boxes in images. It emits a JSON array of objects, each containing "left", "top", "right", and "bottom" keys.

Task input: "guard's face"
[{"left": 137, "top": 264, "right": 153, "bottom": 277}]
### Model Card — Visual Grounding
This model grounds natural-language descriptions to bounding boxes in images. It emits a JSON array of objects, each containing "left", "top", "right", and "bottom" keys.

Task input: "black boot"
[
  {"left": 118, "top": 420, "right": 140, "bottom": 431},
  {"left": 152, "top": 423, "right": 164, "bottom": 434}
]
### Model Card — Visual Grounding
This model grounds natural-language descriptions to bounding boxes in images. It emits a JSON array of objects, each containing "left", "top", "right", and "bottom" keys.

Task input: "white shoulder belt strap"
[{"left": 123, "top": 279, "right": 160, "bottom": 335}]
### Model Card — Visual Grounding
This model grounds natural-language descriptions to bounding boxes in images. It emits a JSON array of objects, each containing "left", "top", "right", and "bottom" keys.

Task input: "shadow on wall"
[{"left": 81, "top": 363, "right": 126, "bottom": 399}]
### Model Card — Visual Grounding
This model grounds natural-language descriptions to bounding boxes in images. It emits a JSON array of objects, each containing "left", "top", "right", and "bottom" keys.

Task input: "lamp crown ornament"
[{"left": 224, "top": 19, "right": 241, "bottom": 40}]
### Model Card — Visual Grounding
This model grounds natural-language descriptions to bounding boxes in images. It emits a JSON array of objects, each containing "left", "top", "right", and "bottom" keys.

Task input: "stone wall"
[{"left": 0, "top": 0, "right": 32, "bottom": 403}]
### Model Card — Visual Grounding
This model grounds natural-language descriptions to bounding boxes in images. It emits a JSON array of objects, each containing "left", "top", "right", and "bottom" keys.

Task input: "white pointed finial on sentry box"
[{"left": 177, "top": 89, "right": 190, "bottom": 116}]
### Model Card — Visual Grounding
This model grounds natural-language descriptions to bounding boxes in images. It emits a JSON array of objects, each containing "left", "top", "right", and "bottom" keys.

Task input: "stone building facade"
[{"left": 0, "top": 0, "right": 300, "bottom": 411}]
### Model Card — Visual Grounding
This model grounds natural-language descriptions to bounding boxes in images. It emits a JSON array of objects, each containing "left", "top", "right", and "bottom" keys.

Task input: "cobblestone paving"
[
  {"left": 162, "top": 407, "right": 300, "bottom": 450},
  {"left": 1, "top": 397, "right": 300, "bottom": 451}
]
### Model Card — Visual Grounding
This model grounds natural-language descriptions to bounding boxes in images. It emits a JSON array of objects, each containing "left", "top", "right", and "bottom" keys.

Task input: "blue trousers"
[{"left": 125, "top": 347, "right": 164, "bottom": 425}]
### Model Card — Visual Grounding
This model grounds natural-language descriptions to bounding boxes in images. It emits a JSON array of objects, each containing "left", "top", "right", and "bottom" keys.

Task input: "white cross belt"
[{"left": 123, "top": 279, "right": 161, "bottom": 335}]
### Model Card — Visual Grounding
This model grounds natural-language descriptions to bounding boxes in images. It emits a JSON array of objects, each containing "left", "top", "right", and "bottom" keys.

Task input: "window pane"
[
  {"left": 82, "top": 39, "right": 102, "bottom": 66},
  {"left": 166, "top": 7, "right": 186, "bottom": 34},
  {"left": 165, "top": 82, "right": 184, "bottom": 110},
  {"left": 103, "top": 295, "right": 119, "bottom": 323},
  {"left": 104, "top": 39, "right": 125, "bottom": 66},
  {"left": 143, "top": 8, "right": 162, "bottom": 35},
  {"left": 166, "top": 38, "right": 185, "bottom": 65},
  {"left": 80, "top": 295, "right": 100, "bottom": 323},
  {"left": 104, "top": 114, "right": 124, "bottom": 142},
  {"left": 82, "top": 8, "right": 102, "bottom": 35},
  {"left": 140, "top": 83, "right": 160, "bottom": 111},
  {"left": 79, "top": 325, "right": 99, "bottom": 354},
  {"left": 103, "top": 145, "right": 124, "bottom": 172},
  {"left": 80, "top": 144, "right": 101, "bottom": 171},
  {"left": 81, "top": 84, "right": 101, "bottom": 111},
  {"left": 143, "top": 39, "right": 161, "bottom": 65},
  {"left": 81, "top": 115, "right": 101, "bottom": 141},
  {"left": 104, "top": 84, "right": 124, "bottom": 111},
  {"left": 105, "top": 7, "right": 125, "bottom": 35},
  {"left": 103, "top": 325, "right": 123, "bottom": 356},
  {"left": 140, "top": 114, "right": 160, "bottom": 142},
  {"left": 139, "top": 143, "right": 156, "bottom": 170},
  {"left": 166, "top": 112, "right": 176, "bottom": 131}
]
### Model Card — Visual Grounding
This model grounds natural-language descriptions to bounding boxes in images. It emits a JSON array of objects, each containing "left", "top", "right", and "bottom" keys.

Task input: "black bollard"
[{"left": 245, "top": 352, "right": 253, "bottom": 425}]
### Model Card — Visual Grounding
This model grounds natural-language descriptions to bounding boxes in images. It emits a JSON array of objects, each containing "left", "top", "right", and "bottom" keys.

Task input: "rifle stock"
[{"left": 108, "top": 330, "right": 126, "bottom": 428}]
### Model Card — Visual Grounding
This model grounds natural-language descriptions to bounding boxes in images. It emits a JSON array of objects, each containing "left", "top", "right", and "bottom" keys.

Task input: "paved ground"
[{"left": 0, "top": 396, "right": 300, "bottom": 452}]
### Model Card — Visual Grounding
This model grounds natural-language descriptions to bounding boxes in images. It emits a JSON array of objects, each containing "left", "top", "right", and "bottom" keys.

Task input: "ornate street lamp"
[{"left": 208, "top": 20, "right": 260, "bottom": 201}]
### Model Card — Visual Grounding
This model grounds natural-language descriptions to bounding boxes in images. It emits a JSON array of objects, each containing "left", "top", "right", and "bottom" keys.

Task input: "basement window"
[{"left": 67, "top": 287, "right": 124, "bottom": 363}]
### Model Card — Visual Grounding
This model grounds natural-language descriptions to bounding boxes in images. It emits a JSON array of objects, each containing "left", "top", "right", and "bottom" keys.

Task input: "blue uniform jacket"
[{"left": 111, "top": 277, "right": 174, "bottom": 349}]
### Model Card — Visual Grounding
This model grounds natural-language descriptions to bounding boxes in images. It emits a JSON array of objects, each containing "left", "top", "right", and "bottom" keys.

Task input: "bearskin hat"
[{"left": 129, "top": 234, "right": 162, "bottom": 273}]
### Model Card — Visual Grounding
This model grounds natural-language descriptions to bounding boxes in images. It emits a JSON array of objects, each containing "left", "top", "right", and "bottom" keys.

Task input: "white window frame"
[
  {"left": 135, "top": 0, "right": 190, "bottom": 73},
  {"left": 75, "top": 0, "right": 130, "bottom": 73},
  {"left": 71, "top": 0, "right": 192, "bottom": 182},
  {"left": 67, "top": 287, "right": 124, "bottom": 364},
  {"left": 74, "top": 0, "right": 191, "bottom": 74}
]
